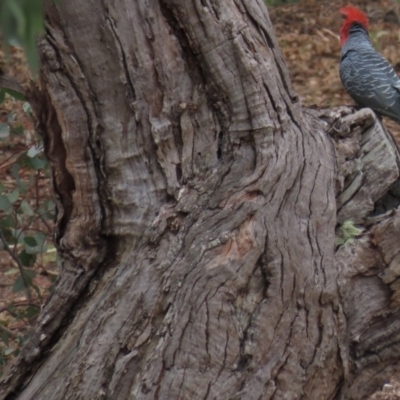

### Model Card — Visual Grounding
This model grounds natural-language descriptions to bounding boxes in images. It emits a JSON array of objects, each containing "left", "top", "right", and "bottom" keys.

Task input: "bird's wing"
[
  {"left": 368, "top": 51, "right": 400, "bottom": 101},
  {"left": 345, "top": 50, "right": 399, "bottom": 105},
  {"left": 340, "top": 49, "right": 400, "bottom": 123}
]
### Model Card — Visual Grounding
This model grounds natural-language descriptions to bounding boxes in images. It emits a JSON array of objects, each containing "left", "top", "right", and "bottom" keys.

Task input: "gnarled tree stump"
[{"left": 1, "top": 1, "right": 400, "bottom": 399}]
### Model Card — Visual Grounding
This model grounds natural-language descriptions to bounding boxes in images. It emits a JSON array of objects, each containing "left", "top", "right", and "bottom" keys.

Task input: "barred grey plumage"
[{"left": 340, "top": 6, "right": 400, "bottom": 124}]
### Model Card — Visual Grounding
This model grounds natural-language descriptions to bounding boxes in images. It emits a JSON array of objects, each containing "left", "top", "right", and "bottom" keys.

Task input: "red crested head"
[{"left": 340, "top": 6, "right": 369, "bottom": 46}]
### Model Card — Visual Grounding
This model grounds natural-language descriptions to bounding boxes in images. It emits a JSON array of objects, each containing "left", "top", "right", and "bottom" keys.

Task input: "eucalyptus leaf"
[
  {"left": 4, "top": 88, "right": 25, "bottom": 101},
  {"left": 24, "top": 233, "right": 47, "bottom": 254},
  {"left": 22, "top": 102, "right": 32, "bottom": 114},
  {"left": 27, "top": 155, "right": 47, "bottom": 169},
  {"left": 0, "top": 123, "right": 10, "bottom": 140},
  {"left": 18, "top": 250, "right": 36, "bottom": 267},
  {"left": 27, "top": 145, "right": 42, "bottom": 158},
  {"left": 20, "top": 199, "right": 34, "bottom": 216},
  {"left": 4, "top": 347, "right": 15, "bottom": 356},
  {"left": 0, "top": 194, "right": 12, "bottom": 213},
  {"left": 24, "top": 236, "right": 37, "bottom": 247},
  {"left": 12, "top": 276, "right": 26, "bottom": 293},
  {"left": 7, "top": 188, "right": 19, "bottom": 204}
]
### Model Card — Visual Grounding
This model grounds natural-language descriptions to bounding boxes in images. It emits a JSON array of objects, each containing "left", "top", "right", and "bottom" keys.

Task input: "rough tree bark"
[{"left": 1, "top": 1, "right": 400, "bottom": 399}]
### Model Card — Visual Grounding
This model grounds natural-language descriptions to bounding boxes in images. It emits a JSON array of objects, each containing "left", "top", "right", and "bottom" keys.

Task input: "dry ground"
[{"left": 270, "top": 0, "right": 400, "bottom": 140}]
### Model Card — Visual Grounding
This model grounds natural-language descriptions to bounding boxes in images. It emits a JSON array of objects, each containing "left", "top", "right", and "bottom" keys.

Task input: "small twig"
[
  {"left": 0, "top": 301, "right": 41, "bottom": 328},
  {"left": 321, "top": 28, "right": 340, "bottom": 42},
  {"left": 0, "top": 301, "right": 41, "bottom": 314},
  {"left": 0, "top": 149, "right": 26, "bottom": 171},
  {"left": 38, "top": 265, "right": 58, "bottom": 277},
  {"left": 0, "top": 229, "right": 32, "bottom": 301},
  {"left": 38, "top": 214, "right": 52, "bottom": 233}
]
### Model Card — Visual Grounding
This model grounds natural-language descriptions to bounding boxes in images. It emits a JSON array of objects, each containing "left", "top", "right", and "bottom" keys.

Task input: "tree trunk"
[{"left": 1, "top": 1, "right": 400, "bottom": 399}]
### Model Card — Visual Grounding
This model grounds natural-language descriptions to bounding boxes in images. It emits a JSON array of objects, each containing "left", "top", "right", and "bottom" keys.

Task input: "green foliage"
[
  {"left": 0, "top": 0, "right": 53, "bottom": 378},
  {"left": 0, "top": 0, "right": 45, "bottom": 73},
  {"left": 0, "top": 92, "right": 56, "bottom": 377},
  {"left": 335, "top": 220, "right": 362, "bottom": 246}
]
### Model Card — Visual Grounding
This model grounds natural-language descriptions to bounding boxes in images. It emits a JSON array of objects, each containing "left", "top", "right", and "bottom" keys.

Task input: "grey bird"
[{"left": 340, "top": 5, "right": 400, "bottom": 124}]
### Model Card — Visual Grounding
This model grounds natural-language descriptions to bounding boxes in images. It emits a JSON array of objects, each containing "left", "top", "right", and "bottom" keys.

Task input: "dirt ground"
[
  {"left": 270, "top": 0, "right": 400, "bottom": 140},
  {"left": 1, "top": 0, "right": 400, "bottom": 397}
]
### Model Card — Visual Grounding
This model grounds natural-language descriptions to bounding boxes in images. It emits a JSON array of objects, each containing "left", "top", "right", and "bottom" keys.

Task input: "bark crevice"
[{"left": 3, "top": 1, "right": 400, "bottom": 400}]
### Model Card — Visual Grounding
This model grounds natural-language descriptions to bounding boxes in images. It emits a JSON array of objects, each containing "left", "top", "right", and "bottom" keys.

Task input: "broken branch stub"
[{"left": 328, "top": 108, "right": 400, "bottom": 225}]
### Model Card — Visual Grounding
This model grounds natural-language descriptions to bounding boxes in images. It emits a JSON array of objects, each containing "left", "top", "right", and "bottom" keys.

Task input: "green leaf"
[
  {"left": 7, "top": 188, "right": 19, "bottom": 204},
  {"left": 12, "top": 269, "right": 36, "bottom": 293},
  {"left": 20, "top": 200, "right": 33, "bottom": 216},
  {"left": 18, "top": 250, "right": 36, "bottom": 267},
  {"left": 12, "top": 276, "right": 27, "bottom": 293},
  {"left": 7, "top": 111, "right": 16, "bottom": 124},
  {"left": 0, "top": 215, "right": 16, "bottom": 228},
  {"left": 17, "top": 180, "right": 27, "bottom": 195},
  {"left": 7, "top": 1, "right": 26, "bottom": 37},
  {"left": 11, "top": 125, "right": 24, "bottom": 136},
  {"left": 27, "top": 145, "right": 42, "bottom": 158},
  {"left": 0, "top": 228, "right": 12, "bottom": 246},
  {"left": 4, "top": 347, "right": 15, "bottom": 356},
  {"left": 24, "top": 232, "right": 47, "bottom": 254},
  {"left": 0, "top": 194, "right": 12, "bottom": 213},
  {"left": 24, "top": 305, "right": 40, "bottom": 318},
  {"left": 10, "top": 163, "right": 20, "bottom": 179},
  {"left": 3, "top": 88, "right": 25, "bottom": 101},
  {"left": 0, "top": 90, "right": 6, "bottom": 104},
  {"left": 12, "top": 161, "right": 29, "bottom": 193},
  {"left": 39, "top": 200, "right": 55, "bottom": 220},
  {"left": 0, "top": 123, "right": 10, "bottom": 140},
  {"left": 22, "top": 102, "right": 32, "bottom": 114},
  {"left": 23, "top": 154, "right": 47, "bottom": 170},
  {"left": 12, "top": 228, "right": 23, "bottom": 240},
  {"left": 24, "top": 236, "right": 37, "bottom": 247},
  {"left": 1, "top": 328, "right": 10, "bottom": 345}
]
